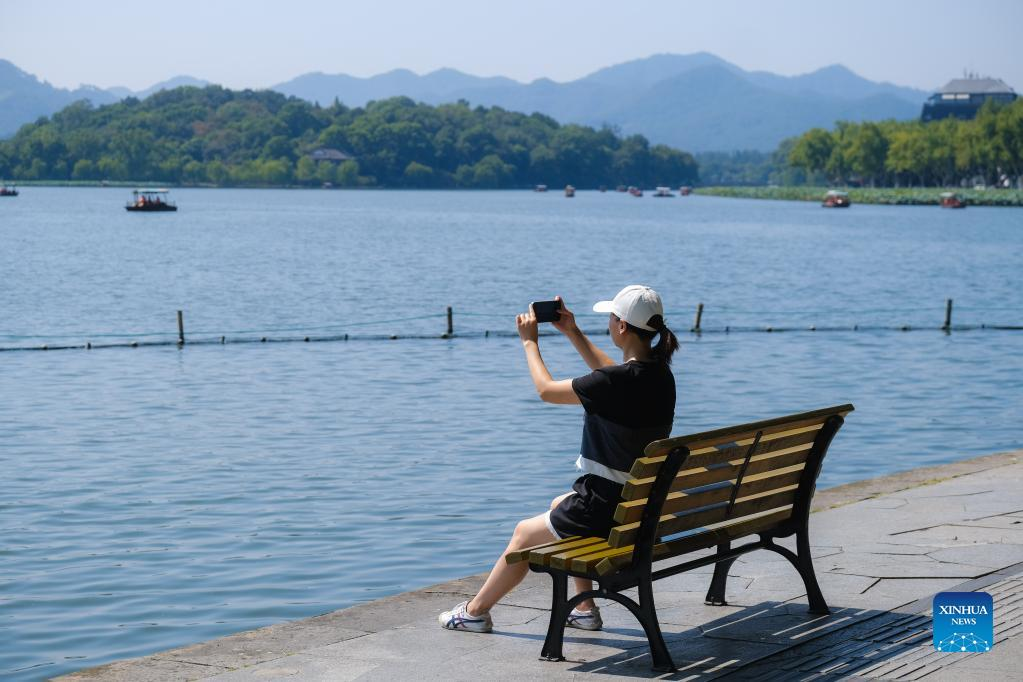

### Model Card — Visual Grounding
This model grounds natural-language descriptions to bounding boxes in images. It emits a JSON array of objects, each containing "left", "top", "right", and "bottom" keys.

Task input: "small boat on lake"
[
  {"left": 822, "top": 190, "right": 850, "bottom": 208},
  {"left": 534, "top": 184, "right": 548, "bottom": 192},
  {"left": 628, "top": 186, "right": 643, "bottom": 197},
  {"left": 0, "top": 183, "right": 18, "bottom": 197},
  {"left": 564, "top": 185, "right": 575, "bottom": 198},
  {"left": 126, "top": 189, "right": 177, "bottom": 212},
  {"left": 679, "top": 186, "right": 692, "bottom": 196},
  {"left": 940, "top": 192, "right": 966, "bottom": 209},
  {"left": 653, "top": 186, "right": 674, "bottom": 198}
]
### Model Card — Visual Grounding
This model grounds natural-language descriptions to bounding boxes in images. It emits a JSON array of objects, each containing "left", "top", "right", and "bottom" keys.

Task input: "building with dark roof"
[
  {"left": 307, "top": 148, "right": 354, "bottom": 162},
  {"left": 921, "top": 77, "right": 1017, "bottom": 122}
]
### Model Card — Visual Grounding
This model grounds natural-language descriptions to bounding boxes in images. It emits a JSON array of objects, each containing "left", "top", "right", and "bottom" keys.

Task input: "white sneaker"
[
  {"left": 438, "top": 600, "right": 493, "bottom": 633},
  {"left": 566, "top": 605, "right": 602, "bottom": 631}
]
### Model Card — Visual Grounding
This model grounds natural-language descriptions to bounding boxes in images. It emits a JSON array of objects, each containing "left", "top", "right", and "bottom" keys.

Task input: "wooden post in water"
[
  {"left": 692, "top": 303, "right": 704, "bottom": 333},
  {"left": 446, "top": 307, "right": 453, "bottom": 336},
  {"left": 942, "top": 299, "right": 953, "bottom": 332},
  {"left": 177, "top": 310, "right": 185, "bottom": 346}
]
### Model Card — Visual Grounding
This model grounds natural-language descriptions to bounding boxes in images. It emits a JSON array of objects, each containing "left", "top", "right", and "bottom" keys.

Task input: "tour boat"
[
  {"left": 653, "top": 186, "right": 674, "bottom": 198},
  {"left": 939, "top": 192, "right": 966, "bottom": 209},
  {"left": 564, "top": 185, "right": 575, "bottom": 198},
  {"left": 822, "top": 190, "right": 850, "bottom": 208},
  {"left": 0, "top": 183, "right": 17, "bottom": 197},
  {"left": 125, "top": 189, "right": 177, "bottom": 212}
]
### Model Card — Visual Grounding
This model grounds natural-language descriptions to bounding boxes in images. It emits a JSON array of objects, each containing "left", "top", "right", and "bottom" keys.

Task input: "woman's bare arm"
[
  {"left": 517, "top": 309, "right": 581, "bottom": 405},
  {"left": 552, "top": 296, "right": 615, "bottom": 370}
]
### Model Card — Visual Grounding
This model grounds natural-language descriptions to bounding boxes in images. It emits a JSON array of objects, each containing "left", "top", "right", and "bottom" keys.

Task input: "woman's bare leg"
[
  {"left": 548, "top": 493, "right": 595, "bottom": 612},
  {"left": 466, "top": 495, "right": 599, "bottom": 616},
  {"left": 468, "top": 513, "right": 554, "bottom": 614}
]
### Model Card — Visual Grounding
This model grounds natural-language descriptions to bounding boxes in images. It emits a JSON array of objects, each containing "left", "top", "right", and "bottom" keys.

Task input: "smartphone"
[{"left": 531, "top": 299, "right": 562, "bottom": 323}]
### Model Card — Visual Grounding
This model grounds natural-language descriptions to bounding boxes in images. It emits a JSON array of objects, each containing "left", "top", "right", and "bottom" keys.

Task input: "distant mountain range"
[
  {"left": 0, "top": 61, "right": 209, "bottom": 138},
  {"left": 1, "top": 54, "right": 932, "bottom": 150}
]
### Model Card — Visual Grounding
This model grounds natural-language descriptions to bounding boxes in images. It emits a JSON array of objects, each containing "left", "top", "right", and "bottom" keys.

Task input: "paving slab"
[{"left": 59, "top": 449, "right": 1023, "bottom": 681}]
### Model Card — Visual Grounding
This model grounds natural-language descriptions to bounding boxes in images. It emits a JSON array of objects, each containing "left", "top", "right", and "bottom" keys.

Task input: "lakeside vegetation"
[
  {"left": 786, "top": 100, "right": 1023, "bottom": 188},
  {"left": 695, "top": 186, "right": 1023, "bottom": 206},
  {"left": 0, "top": 86, "right": 698, "bottom": 189},
  {"left": 703, "top": 100, "right": 1023, "bottom": 191}
]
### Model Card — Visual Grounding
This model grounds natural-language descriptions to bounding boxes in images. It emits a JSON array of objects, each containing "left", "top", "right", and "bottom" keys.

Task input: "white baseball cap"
[{"left": 593, "top": 285, "right": 664, "bottom": 332}]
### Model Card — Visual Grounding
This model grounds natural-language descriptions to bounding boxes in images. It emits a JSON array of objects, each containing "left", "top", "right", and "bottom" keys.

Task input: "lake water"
[{"left": 1, "top": 188, "right": 1021, "bottom": 679}]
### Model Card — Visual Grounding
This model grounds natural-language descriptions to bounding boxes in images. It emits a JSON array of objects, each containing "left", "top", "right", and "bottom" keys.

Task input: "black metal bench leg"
[
  {"left": 765, "top": 532, "right": 830, "bottom": 615},
  {"left": 796, "top": 528, "right": 829, "bottom": 615},
  {"left": 705, "top": 542, "right": 736, "bottom": 606},
  {"left": 540, "top": 572, "right": 569, "bottom": 662},
  {"left": 637, "top": 575, "right": 677, "bottom": 672}
]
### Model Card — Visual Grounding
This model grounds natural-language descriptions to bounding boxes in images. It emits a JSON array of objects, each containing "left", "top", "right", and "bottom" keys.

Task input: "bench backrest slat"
[
  {"left": 608, "top": 405, "right": 853, "bottom": 555},
  {"left": 614, "top": 465, "right": 806, "bottom": 524},
  {"left": 628, "top": 415, "right": 842, "bottom": 480},
  {"left": 608, "top": 484, "right": 800, "bottom": 547},
  {"left": 621, "top": 428, "right": 820, "bottom": 502},
  {"left": 640, "top": 405, "right": 853, "bottom": 459}
]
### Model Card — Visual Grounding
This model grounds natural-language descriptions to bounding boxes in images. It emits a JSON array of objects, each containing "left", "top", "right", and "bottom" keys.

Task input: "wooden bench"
[{"left": 507, "top": 404, "right": 853, "bottom": 672}]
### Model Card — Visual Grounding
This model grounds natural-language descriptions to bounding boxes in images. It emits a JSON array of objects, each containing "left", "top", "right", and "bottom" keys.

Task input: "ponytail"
[
  {"left": 648, "top": 315, "right": 679, "bottom": 366},
  {"left": 624, "top": 314, "right": 680, "bottom": 365}
]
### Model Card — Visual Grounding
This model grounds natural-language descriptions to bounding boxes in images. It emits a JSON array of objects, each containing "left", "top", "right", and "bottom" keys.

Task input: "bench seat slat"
[
  {"left": 558, "top": 506, "right": 796, "bottom": 577},
  {"left": 506, "top": 536, "right": 582, "bottom": 564},
  {"left": 524, "top": 536, "right": 607, "bottom": 567},
  {"left": 548, "top": 541, "right": 619, "bottom": 570}
]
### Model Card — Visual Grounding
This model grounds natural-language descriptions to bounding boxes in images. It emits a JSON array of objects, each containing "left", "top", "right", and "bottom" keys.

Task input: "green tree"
[
  {"left": 315, "top": 161, "right": 335, "bottom": 185},
  {"left": 97, "top": 156, "right": 127, "bottom": 180},
  {"left": 72, "top": 159, "right": 96, "bottom": 180},
  {"left": 453, "top": 164, "right": 475, "bottom": 187},
  {"left": 403, "top": 161, "right": 436, "bottom": 187},
  {"left": 470, "top": 154, "right": 515, "bottom": 188},
  {"left": 261, "top": 136, "right": 294, "bottom": 160},
  {"left": 206, "top": 160, "right": 229, "bottom": 185},
  {"left": 337, "top": 159, "right": 360, "bottom": 187},
  {"left": 182, "top": 160, "right": 205, "bottom": 184},
  {"left": 260, "top": 158, "right": 293, "bottom": 185},
  {"left": 788, "top": 128, "right": 834, "bottom": 180},
  {"left": 845, "top": 123, "right": 888, "bottom": 186},
  {"left": 295, "top": 156, "right": 317, "bottom": 185}
]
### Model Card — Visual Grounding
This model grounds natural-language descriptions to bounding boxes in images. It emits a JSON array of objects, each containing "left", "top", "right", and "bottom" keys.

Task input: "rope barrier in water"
[{"left": 1, "top": 299, "right": 1020, "bottom": 353}]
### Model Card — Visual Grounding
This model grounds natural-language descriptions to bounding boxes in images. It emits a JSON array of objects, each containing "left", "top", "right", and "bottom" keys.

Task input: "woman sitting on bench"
[{"left": 440, "top": 285, "right": 679, "bottom": 633}]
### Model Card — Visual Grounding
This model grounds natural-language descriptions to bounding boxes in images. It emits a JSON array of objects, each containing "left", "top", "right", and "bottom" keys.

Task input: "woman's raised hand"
[
  {"left": 517, "top": 307, "right": 539, "bottom": 343},
  {"left": 551, "top": 295, "right": 578, "bottom": 335}
]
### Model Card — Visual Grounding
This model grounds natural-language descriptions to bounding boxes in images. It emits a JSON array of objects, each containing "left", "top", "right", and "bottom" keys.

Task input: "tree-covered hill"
[{"left": 0, "top": 86, "right": 698, "bottom": 189}]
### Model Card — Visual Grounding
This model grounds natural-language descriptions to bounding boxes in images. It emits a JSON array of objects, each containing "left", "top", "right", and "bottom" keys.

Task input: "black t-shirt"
[{"left": 570, "top": 360, "right": 676, "bottom": 483}]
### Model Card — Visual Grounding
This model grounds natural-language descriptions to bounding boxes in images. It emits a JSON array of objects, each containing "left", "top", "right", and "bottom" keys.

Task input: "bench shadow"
[{"left": 496, "top": 600, "right": 927, "bottom": 679}]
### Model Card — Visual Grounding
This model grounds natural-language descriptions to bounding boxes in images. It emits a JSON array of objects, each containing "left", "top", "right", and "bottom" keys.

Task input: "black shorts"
[{"left": 546, "top": 474, "right": 624, "bottom": 539}]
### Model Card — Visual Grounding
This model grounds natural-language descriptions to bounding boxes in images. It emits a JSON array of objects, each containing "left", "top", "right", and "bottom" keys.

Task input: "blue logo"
[{"left": 933, "top": 592, "right": 993, "bottom": 652}]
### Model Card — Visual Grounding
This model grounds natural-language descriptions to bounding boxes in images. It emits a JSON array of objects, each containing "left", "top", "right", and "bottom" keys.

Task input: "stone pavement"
[{"left": 61, "top": 451, "right": 1023, "bottom": 681}]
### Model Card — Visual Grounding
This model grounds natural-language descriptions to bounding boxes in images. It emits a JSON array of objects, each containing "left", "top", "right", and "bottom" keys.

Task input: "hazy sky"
[{"left": 3, "top": 0, "right": 1021, "bottom": 92}]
